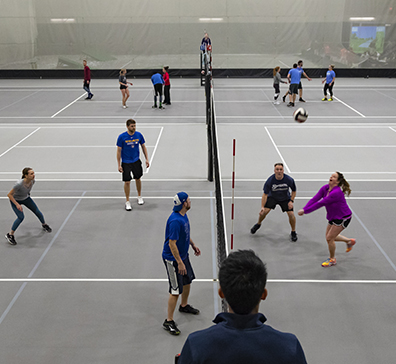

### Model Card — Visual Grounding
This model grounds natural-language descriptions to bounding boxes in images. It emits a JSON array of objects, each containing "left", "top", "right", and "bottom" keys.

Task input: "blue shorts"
[{"left": 163, "top": 256, "right": 195, "bottom": 295}]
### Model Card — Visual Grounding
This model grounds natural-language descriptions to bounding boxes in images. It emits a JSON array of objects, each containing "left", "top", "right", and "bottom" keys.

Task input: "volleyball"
[{"left": 293, "top": 107, "right": 308, "bottom": 123}]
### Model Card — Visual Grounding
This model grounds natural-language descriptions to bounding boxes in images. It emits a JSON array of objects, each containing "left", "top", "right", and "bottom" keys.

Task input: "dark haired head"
[
  {"left": 274, "top": 162, "right": 283, "bottom": 168},
  {"left": 21, "top": 167, "right": 32, "bottom": 179},
  {"left": 164, "top": 66, "right": 169, "bottom": 71},
  {"left": 293, "top": 63, "right": 297, "bottom": 68},
  {"left": 298, "top": 60, "right": 303, "bottom": 65},
  {"left": 126, "top": 119, "right": 136, "bottom": 127},
  {"left": 219, "top": 250, "right": 267, "bottom": 315}
]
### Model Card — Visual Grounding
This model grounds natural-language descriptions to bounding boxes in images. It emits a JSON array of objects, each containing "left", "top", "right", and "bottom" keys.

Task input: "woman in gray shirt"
[{"left": 5, "top": 167, "right": 51, "bottom": 245}]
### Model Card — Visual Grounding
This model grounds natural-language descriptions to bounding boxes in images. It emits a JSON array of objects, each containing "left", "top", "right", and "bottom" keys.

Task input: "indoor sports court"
[{"left": 1, "top": 1, "right": 396, "bottom": 363}]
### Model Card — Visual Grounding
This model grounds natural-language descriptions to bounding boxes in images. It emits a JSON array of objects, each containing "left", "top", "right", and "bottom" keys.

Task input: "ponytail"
[
  {"left": 336, "top": 171, "right": 351, "bottom": 196},
  {"left": 273, "top": 66, "right": 280, "bottom": 77},
  {"left": 21, "top": 167, "right": 32, "bottom": 179}
]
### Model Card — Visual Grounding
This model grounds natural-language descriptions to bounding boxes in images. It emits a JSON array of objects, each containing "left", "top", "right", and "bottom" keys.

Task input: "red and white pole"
[{"left": 231, "top": 139, "right": 236, "bottom": 250}]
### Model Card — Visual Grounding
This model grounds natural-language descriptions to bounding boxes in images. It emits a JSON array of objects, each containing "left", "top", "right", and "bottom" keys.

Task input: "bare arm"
[
  {"left": 141, "top": 144, "right": 150, "bottom": 168},
  {"left": 303, "top": 71, "right": 312, "bottom": 81},
  {"left": 7, "top": 189, "right": 23, "bottom": 211},
  {"left": 117, "top": 146, "right": 123, "bottom": 172},
  {"left": 169, "top": 239, "right": 186, "bottom": 275},
  {"left": 288, "top": 190, "right": 297, "bottom": 210},
  {"left": 190, "top": 239, "right": 201, "bottom": 256}
]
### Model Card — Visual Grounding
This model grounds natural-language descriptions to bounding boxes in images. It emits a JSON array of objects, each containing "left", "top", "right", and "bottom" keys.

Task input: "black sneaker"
[
  {"left": 90, "top": 94, "right": 94, "bottom": 99},
  {"left": 152, "top": 105, "right": 157, "bottom": 108},
  {"left": 290, "top": 231, "right": 298, "bottom": 242},
  {"left": 250, "top": 223, "right": 261, "bottom": 234},
  {"left": 85, "top": 97, "right": 90, "bottom": 100},
  {"left": 159, "top": 105, "right": 165, "bottom": 109},
  {"left": 299, "top": 98, "right": 306, "bottom": 102},
  {"left": 287, "top": 102, "right": 293, "bottom": 107},
  {"left": 42, "top": 224, "right": 52, "bottom": 233},
  {"left": 179, "top": 304, "right": 200, "bottom": 315},
  {"left": 282, "top": 95, "right": 286, "bottom": 102},
  {"left": 5, "top": 233, "right": 17, "bottom": 245},
  {"left": 163, "top": 320, "right": 180, "bottom": 335}
]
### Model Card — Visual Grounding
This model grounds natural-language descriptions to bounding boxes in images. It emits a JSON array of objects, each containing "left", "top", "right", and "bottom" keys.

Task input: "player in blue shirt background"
[{"left": 322, "top": 65, "right": 336, "bottom": 101}]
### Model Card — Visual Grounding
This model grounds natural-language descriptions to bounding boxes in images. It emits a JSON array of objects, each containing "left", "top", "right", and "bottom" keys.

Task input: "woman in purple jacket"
[{"left": 298, "top": 172, "right": 356, "bottom": 267}]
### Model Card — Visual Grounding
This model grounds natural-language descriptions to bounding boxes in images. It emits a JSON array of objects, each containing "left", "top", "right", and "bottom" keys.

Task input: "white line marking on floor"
[
  {"left": 0, "top": 127, "right": 41, "bottom": 158},
  {"left": 51, "top": 93, "right": 86, "bottom": 118},
  {"left": 265, "top": 127, "right": 291, "bottom": 172},
  {"left": 0, "top": 90, "right": 41, "bottom": 112},
  {"left": 146, "top": 127, "right": 163, "bottom": 173},
  {"left": 333, "top": 96, "right": 366, "bottom": 117},
  {"left": 0, "top": 278, "right": 394, "bottom": 284}
]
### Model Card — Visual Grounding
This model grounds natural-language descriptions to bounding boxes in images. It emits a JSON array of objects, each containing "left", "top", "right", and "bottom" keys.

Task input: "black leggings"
[{"left": 324, "top": 83, "right": 334, "bottom": 97}]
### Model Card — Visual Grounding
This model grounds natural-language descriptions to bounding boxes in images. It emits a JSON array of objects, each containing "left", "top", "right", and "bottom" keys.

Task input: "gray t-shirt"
[
  {"left": 273, "top": 72, "right": 282, "bottom": 84},
  {"left": 12, "top": 179, "right": 35, "bottom": 201}
]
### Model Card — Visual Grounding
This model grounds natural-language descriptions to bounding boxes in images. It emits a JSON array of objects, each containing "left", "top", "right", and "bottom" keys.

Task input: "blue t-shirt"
[
  {"left": 116, "top": 131, "right": 145, "bottom": 163},
  {"left": 263, "top": 174, "right": 296, "bottom": 201},
  {"left": 326, "top": 70, "right": 335, "bottom": 84},
  {"left": 162, "top": 212, "right": 190, "bottom": 261},
  {"left": 151, "top": 73, "right": 164, "bottom": 85},
  {"left": 288, "top": 68, "right": 301, "bottom": 84}
]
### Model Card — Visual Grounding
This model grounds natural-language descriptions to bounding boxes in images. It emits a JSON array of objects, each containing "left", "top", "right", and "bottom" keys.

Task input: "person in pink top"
[
  {"left": 298, "top": 172, "right": 356, "bottom": 267},
  {"left": 163, "top": 66, "right": 171, "bottom": 105}
]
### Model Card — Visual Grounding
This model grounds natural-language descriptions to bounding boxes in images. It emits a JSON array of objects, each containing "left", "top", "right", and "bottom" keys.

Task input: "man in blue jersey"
[
  {"left": 116, "top": 119, "right": 149, "bottom": 210},
  {"left": 151, "top": 72, "right": 165, "bottom": 109},
  {"left": 251, "top": 163, "right": 298, "bottom": 242},
  {"left": 297, "top": 60, "right": 312, "bottom": 102},
  {"left": 178, "top": 250, "right": 307, "bottom": 364},
  {"left": 322, "top": 64, "right": 336, "bottom": 101},
  {"left": 286, "top": 63, "right": 300, "bottom": 107},
  {"left": 162, "top": 192, "right": 201, "bottom": 335}
]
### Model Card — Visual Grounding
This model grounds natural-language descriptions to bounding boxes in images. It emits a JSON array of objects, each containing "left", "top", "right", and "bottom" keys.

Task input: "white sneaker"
[
  {"left": 125, "top": 201, "right": 132, "bottom": 211},
  {"left": 123, "top": 105, "right": 126, "bottom": 109},
  {"left": 137, "top": 196, "right": 144, "bottom": 205},
  {"left": 274, "top": 101, "right": 280, "bottom": 105}
]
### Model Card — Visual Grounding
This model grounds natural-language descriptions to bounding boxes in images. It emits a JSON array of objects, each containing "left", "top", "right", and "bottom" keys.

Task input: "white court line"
[
  {"left": 0, "top": 90, "right": 41, "bottom": 112},
  {"left": 0, "top": 196, "right": 394, "bottom": 200},
  {"left": 333, "top": 96, "right": 366, "bottom": 117},
  {"left": 265, "top": 127, "right": 291, "bottom": 173},
  {"left": 277, "top": 145, "right": 396, "bottom": 148},
  {"left": 133, "top": 90, "right": 152, "bottom": 117},
  {"left": 374, "top": 89, "right": 396, "bottom": 101},
  {"left": 146, "top": 127, "right": 163, "bottom": 173},
  {"left": 51, "top": 93, "right": 86, "bottom": 118},
  {"left": 15, "top": 145, "right": 156, "bottom": 148},
  {"left": 390, "top": 127, "right": 396, "bottom": 133},
  {"left": 0, "top": 128, "right": 41, "bottom": 158},
  {"left": 261, "top": 89, "right": 284, "bottom": 119},
  {"left": 0, "top": 278, "right": 395, "bottom": 284}
]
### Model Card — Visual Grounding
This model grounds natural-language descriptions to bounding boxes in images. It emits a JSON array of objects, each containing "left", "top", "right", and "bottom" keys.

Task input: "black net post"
[{"left": 206, "top": 73, "right": 213, "bottom": 182}]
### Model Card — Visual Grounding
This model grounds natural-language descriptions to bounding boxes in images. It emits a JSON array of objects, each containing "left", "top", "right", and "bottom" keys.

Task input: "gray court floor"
[{"left": 0, "top": 77, "right": 396, "bottom": 364}]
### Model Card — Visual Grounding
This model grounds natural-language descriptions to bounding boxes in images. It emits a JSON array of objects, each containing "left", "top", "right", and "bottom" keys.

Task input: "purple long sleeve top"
[{"left": 303, "top": 185, "right": 352, "bottom": 221}]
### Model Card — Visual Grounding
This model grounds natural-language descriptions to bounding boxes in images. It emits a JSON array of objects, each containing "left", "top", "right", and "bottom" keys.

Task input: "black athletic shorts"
[
  {"left": 328, "top": 216, "right": 352, "bottom": 229},
  {"left": 298, "top": 81, "right": 302, "bottom": 90},
  {"left": 154, "top": 83, "right": 163, "bottom": 96},
  {"left": 265, "top": 196, "right": 293, "bottom": 212},
  {"left": 120, "top": 85, "right": 127, "bottom": 90},
  {"left": 289, "top": 84, "right": 298, "bottom": 95},
  {"left": 122, "top": 160, "right": 143, "bottom": 181},
  {"left": 163, "top": 256, "right": 196, "bottom": 295},
  {"left": 273, "top": 83, "right": 280, "bottom": 94}
]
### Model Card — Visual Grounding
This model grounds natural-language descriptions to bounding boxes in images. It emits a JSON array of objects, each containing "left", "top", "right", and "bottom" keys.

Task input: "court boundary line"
[
  {"left": 265, "top": 127, "right": 291, "bottom": 172},
  {"left": 0, "top": 192, "right": 86, "bottom": 326},
  {"left": 1, "top": 196, "right": 395, "bottom": 200},
  {"left": 261, "top": 89, "right": 284, "bottom": 119},
  {"left": 390, "top": 127, "right": 396, "bottom": 133},
  {"left": 332, "top": 96, "right": 366, "bottom": 117},
  {"left": 350, "top": 207, "right": 396, "bottom": 273},
  {"left": 0, "top": 127, "right": 41, "bottom": 158},
  {"left": 133, "top": 90, "right": 152, "bottom": 117},
  {"left": 0, "top": 90, "right": 41, "bottom": 112},
  {"left": 51, "top": 93, "right": 86, "bottom": 118},
  {"left": 0, "top": 278, "right": 395, "bottom": 284},
  {"left": 146, "top": 127, "right": 163, "bottom": 172}
]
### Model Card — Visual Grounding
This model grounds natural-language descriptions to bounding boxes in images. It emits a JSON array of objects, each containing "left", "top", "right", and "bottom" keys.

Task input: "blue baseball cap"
[{"left": 173, "top": 192, "right": 189, "bottom": 212}]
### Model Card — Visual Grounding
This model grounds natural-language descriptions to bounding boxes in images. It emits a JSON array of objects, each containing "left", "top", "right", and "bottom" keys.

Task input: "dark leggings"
[
  {"left": 11, "top": 197, "right": 45, "bottom": 231},
  {"left": 324, "top": 83, "right": 334, "bottom": 97}
]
